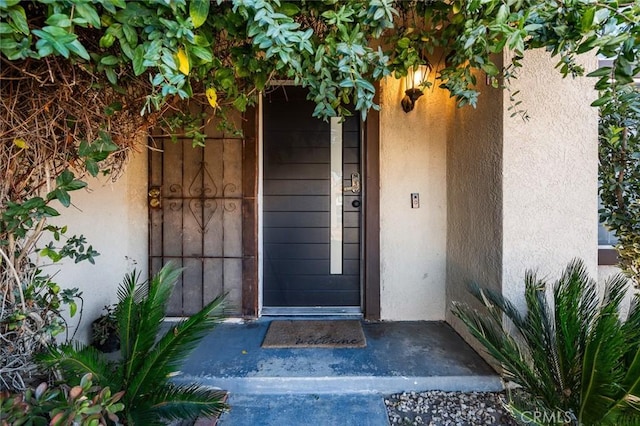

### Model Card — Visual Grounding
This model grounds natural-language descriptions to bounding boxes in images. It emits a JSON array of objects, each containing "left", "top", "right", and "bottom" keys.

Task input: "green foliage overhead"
[
  {"left": 453, "top": 260, "right": 640, "bottom": 425},
  {"left": 1, "top": 0, "right": 637, "bottom": 118}
]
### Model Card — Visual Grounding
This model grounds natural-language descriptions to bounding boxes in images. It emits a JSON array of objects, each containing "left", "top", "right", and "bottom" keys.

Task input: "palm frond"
[
  {"left": 456, "top": 278, "right": 565, "bottom": 403},
  {"left": 451, "top": 300, "right": 545, "bottom": 396},
  {"left": 133, "top": 263, "right": 182, "bottom": 361},
  {"left": 126, "top": 293, "right": 225, "bottom": 405},
  {"left": 622, "top": 292, "right": 640, "bottom": 387},
  {"left": 553, "top": 260, "right": 597, "bottom": 410},
  {"left": 518, "top": 272, "right": 565, "bottom": 409},
  {"left": 579, "top": 275, "right": 628, "bottom": 423},
  {"left": 621, "top": 290, "right": 640, "bottom": 349},
  {"left": 505, "top": 388, "right": 564, "bottom": 426},
  {"left": 142, "top": 383, "right": 228, "bottom": 423},
  {"left": 116, "top": 269, "right": 143, "bottom": 362},
  {"left": 117, "top": 264, "right": 182, "bottom": 387},
  {"left": 466, "top": 282, "right": 526, "bottom": 330},
  {"left": 138, "top": 262, "right": 182, "bottom": 341},
  {"left": 601, "top": 285, "right": 640, "bottom": 424},
  {"left": 37, "top": 343, "right": 115, "bottom": 387}
]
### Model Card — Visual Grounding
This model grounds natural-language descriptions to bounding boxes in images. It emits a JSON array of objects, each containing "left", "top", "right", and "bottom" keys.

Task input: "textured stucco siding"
[
  {"left": 445, "top": 62, "right": 504, "bottom": 352},
  {"left": 53, "top": 150, "right": 148, "bottom": 343},
  {"left": 445, "top": 50, "right": 599, "bottom": 358},
  {"left": 378, "top": 75, "right": 451, "bottom": 320},
  {"left": 501, "top": 50, "right": 599, "bottom": 311}
]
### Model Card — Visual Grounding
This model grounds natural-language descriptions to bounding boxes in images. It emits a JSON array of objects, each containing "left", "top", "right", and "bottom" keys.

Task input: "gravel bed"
[{"left": 384, "top": 390, "right": 518, "bottom": 425}]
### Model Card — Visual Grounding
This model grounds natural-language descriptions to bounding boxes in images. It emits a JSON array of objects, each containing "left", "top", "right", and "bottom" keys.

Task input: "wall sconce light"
[{"left": 401, "top": 64, "right": 430, "bottom": 113}]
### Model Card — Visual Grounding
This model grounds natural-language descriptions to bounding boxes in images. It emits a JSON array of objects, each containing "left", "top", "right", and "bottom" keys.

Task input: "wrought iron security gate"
[{"left": 148, "top": 131, "right": 244, "bottom": 316}]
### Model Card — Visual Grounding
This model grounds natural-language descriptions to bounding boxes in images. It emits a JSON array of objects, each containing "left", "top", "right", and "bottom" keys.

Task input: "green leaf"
[
  {"left": 190, "top": 45, "right": 212, "bottom": 62},
  {"left": 42, "top": 25, "right": 75, "bottom": 41},
  {"left": 397, "top": 37, "right": 410, "bottom": 49},
  {"left": 57, "top": 169, "right": 74, "bottom": 185},
  {"left": 43, "top": 206, "right": 60, "bottom": 217},
  {"left": 355, "top": 78, "right": 375, "bottom": 93},
  {"left": 190, "top": 0, "right": 210, "bottom": 29},
  {"left": 105, "top": 68, "right": 117, "bottom": 85},
  {"left": 75, "top": 2, "right": 101, "bottom": 28},
  {"left": 101, "top": 55, "right": 119, "bottom": 65},
  {"left": 581, "top": 7, "right": 595, "bottom": 32},
  {"left": 64, "top": 180, "right": 88, "bottom": 191},
  {"left": 132, "top": 45, "right": 145, "bottom": 76},
  {"left": 587, "top": 67, "right": 612, "bottom": 78},
  {"left": 33, "top": 28, "right": 72, "bottom": 58},
  {"left": 45, "top": 13, "right": 72, "bottom": 28},
  {"left": 233, "top": 95, "right": 248, "bottom": 112},
  {"left": 280, "top": 2, "right": 300, "bottom": 17},
  {"left": 481, "top": 62, "right": 499, "bottom": 76},
  {"left": 496, "top": 4, "right": 508, "bottom": 24},
  {"left": 122, "top": 24, "right": 137, "bottom": 46},
  {"left": 7, "top": 5, "right": 29, "bottom": 35},
  {"left": 86, "top": 159, "right": 99, "bottom": 177},
  {"left": 54, "top": 188, "right": 71, "bottom": 207},
  {"left": 67, "top": 40, "right": 90, "bottom": 60},
  {"left": 22, "top": 197, "right": 45, "bottom": 209},
  {"left": 0, "top": 0, "right": 21, "bottom": 7},
  {"left": 0, "top": 23, "right": 13, "bottom": 34}
]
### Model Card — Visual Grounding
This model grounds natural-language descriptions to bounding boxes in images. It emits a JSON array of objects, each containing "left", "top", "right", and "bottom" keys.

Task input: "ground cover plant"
[
  {"left": 0, "top": 373, "right": 125, "bottom": 425},
  {"left": 453, "top": 259, "right": 640, "bottom": 425}
]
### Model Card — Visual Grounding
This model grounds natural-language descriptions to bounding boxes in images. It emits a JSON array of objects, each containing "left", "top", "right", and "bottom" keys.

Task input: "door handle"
[
  {"left": 148, "top": 186, "right": 162, "bottom": 209},
  {"left": 344, "top": 172, "right": 361, "bottom": 194}
]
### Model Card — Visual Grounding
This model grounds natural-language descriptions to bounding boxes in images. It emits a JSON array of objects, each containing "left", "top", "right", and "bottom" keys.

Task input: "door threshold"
[{"left": 261, "top": 307, "right": 363, "bottom": 317}]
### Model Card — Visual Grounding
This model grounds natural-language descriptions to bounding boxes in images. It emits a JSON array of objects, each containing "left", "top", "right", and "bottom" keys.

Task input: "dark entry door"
[{"left": 263, "top": 86, "right": 361, "bottom": 309}]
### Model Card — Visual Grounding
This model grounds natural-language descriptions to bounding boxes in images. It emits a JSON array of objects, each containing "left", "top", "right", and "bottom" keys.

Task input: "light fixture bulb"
[{"left": 401, "top": 64, "right": 430, "bottom": 113}]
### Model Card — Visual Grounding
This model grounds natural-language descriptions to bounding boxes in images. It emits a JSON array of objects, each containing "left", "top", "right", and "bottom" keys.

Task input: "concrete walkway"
[{"left": 175, "top": 319, "right": 501, "bottom": 425}]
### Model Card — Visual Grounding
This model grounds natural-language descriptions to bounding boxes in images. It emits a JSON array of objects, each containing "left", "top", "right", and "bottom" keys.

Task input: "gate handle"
[
  {"left": 344, "top": 172, "right": 361, "bottom": 194},
  {"left": 148, "top": 186, "right": 161, "bottom": 209}
]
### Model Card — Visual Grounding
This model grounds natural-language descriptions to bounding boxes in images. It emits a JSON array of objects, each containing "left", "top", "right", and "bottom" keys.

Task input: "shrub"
[
  {"left": 0, "top": 372, "right": 124, "bottom": 425},
  {"left": 41, "top": 263, "right": 228, "bottom": 425},
  {"left": 452, "top": 259, "right": 640, "bottom": 425}
]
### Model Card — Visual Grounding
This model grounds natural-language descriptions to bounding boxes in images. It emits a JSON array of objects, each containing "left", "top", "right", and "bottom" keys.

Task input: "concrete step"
[
  {"left": 176, "top": 320, "right": 503, "bottom": 396},
  {"left": 217, "top": 393, "right": 390, "bottom": 426},
  {"left": 178, "top": 374, "right": 502, "bottom": 395}
]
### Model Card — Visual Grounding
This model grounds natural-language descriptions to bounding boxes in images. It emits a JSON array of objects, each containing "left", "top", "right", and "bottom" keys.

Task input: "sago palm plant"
[
  {"left": 40, "top": 263, "right": 228, "bottom": 425},
  {"left": 452, "top": 259, "right": 640, "bottom": 426}
]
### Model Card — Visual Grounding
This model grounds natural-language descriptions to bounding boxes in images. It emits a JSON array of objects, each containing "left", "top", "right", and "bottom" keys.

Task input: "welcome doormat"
[{"left": 261, "top": 320, "right": 366, "bottom": 348}]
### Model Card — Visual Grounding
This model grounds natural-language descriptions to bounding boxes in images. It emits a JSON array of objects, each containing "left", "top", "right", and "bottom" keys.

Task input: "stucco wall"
[
  {"left": 52, "top": 150, "right": 148, "bottom": 343},
  {"left": 378, "top": 75, "right": 450, "bottom": 320},
  {"left": 445, "top": 62, "right": 504, "bottom": 351},
  {"left": 501, "top": 50, "right": 599, "bottom": 310},
  {"left": 446, "top": 50, "right": 599, "bottom": 358}
]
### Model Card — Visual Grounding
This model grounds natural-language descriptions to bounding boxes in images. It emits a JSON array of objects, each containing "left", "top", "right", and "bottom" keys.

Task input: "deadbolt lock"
[{"left": 148, "top": 186, "right": 161, "bottom": 209}]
